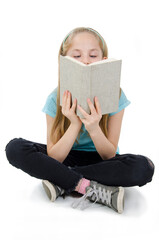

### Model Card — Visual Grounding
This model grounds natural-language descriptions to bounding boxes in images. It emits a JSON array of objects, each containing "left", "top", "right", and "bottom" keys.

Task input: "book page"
[
  {"left": 91, "top": 60, "right": 122, "bottom": 114},
  {"left": 60, "top": 55, "right": 91, "bottom": 118}
]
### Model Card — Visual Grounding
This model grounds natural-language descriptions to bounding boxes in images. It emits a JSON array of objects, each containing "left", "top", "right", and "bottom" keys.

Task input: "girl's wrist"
[
  {"left": 89, "top": 125, "right": 100, "bottom": 136},
  {"left": 70, "top": 122, "right": 82, "bottom": 130}
]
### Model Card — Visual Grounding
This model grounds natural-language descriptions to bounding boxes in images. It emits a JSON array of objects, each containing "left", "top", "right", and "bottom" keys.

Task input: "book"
[{"left": 59, "top": 55, "right": 122, "bottom": 118}]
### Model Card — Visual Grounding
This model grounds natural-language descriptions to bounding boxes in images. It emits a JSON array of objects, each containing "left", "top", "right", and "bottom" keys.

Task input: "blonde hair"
[{"left": 50, "top": 27, "right": 121, "bottom": 144}]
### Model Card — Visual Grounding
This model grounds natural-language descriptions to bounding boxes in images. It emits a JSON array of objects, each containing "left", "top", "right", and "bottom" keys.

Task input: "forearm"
[
  {"left": 48, "top": 123, "right": 81, "bottom": 163},
  {"left": 89, "top": 126, "right": 116, "bottom": 160}
]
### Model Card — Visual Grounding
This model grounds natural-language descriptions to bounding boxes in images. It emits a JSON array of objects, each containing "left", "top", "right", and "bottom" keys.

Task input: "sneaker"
[
  {"left": 71, "top": 180, "right": 124, "bottom": 214},
  {"left": 42, "top": 180, "right": 65, "bottom": 202}
]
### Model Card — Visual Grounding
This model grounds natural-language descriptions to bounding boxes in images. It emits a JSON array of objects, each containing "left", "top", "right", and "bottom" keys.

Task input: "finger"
[
  {"left": 62, "top": 90, "right": 67, "bottom": 107},
  {"left": 66, "top": 91, "right": 71, "bottom": 108},
  {"left": 94, "top": 96, "right": 102, "bottom": 115},
  {"left": 87, "top": 98, "right": 96, "bottom": 114},
  {"left": 78, "top": 104, "right": 89, "bottom": 118},
  {"left": 71, "top": 98, "right": 77, "bottom": 110},
  {"left": 62, "top": 90, "right": 65, "bottom": 101}
]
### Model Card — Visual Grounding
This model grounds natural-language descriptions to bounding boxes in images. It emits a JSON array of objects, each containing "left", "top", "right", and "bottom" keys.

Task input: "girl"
[{"left": 5, "top": 27, "right": 154, "bottom": 214}]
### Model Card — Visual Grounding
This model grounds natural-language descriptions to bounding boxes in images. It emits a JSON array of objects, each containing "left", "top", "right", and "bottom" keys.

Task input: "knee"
[
  {"left": 5, "top": 138, "right": 23, "bottom": 166},
  {"left": 146, "top": 157, "right": 155, "bottom": 170},
  {"left": 145, "top": 156, "right": 155, "bottom": 180},
  {"left": 137, "top": 155, "right": 155, "bottom": 186}
]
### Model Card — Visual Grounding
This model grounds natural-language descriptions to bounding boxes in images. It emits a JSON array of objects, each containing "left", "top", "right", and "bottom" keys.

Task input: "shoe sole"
[
  {"left": 117, "top": 187, "right": 124, "bottom": 214},
  {"left": 42, "top": 180, "right": 57, "bottom": 202}
]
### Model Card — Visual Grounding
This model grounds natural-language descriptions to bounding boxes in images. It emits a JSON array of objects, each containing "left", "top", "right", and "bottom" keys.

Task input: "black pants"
[{"left": 5, "top": 138, "right": 155, "bottom": 194}]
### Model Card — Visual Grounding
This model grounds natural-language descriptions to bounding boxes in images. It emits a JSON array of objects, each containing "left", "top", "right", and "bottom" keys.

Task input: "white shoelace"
[{"left": 71, "top": 185, "right": 112, "bottom": 210}]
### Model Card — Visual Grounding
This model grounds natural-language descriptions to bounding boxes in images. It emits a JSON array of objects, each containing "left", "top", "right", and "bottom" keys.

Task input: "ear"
[{"left": 103, "top": 56, "right": 107, "bottom": 60}]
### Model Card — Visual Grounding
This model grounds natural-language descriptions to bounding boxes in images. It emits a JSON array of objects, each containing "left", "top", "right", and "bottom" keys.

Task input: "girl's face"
[{"left": 66, "top": 32, "right": 107, "bottom": 65}]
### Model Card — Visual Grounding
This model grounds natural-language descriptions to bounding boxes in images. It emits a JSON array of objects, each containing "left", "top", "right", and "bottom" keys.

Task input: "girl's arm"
[
  {"left": 89, "top": 109, "right": 125, "bottom": 160},
  {"left": 46, "top": 114, "right": 81, "bottom": 163}
]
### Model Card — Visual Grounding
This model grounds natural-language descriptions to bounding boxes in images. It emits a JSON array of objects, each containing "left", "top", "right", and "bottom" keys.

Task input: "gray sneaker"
[
  {"left": 42, "top": 180, "right": 65, "bottom": 202},
  {"left": 71, "top": 180, "right": 124, "bottom": 214}
]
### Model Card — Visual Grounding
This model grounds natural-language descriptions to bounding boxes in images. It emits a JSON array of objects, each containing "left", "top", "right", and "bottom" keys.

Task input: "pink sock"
[{"left": 78, "top": 178, "right": 90, "bottom": 195}]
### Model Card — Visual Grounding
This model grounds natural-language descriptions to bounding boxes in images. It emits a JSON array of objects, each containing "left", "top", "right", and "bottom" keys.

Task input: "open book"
[{"left": 60, "top": 55, "right": 122, "bottom": 118}]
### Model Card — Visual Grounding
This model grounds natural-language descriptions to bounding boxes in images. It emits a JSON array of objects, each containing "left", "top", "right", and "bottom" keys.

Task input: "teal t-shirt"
[{"left": 42, "top": 87, "right": 131, "bottom": 154}]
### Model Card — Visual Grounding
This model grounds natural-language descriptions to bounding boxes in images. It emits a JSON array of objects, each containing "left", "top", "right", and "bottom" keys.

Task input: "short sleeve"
[
  {"left": 109, "top": 89, "right": 131, "bottom": 117},
  {"left": 42, "top": 88, "right": 58, "bottom": 118}
]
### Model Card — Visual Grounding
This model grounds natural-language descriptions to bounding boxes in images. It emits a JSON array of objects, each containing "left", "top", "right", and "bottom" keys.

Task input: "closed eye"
[{"left": 74, "top": 56, "right": 97, "bottom": 58}]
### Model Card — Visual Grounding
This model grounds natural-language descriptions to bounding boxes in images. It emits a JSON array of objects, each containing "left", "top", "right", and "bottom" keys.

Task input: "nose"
[{"left": 82, "top": 56, "right": 90, "bottom": 65}]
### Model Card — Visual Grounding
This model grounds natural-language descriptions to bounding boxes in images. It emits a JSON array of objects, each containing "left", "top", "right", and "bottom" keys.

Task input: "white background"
[{"left": 0, "top": 0, "right": 159, "bottom": 239}]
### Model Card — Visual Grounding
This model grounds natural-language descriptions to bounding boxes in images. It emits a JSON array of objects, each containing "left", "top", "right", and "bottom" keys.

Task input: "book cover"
[{"left": 60, "top": 55, "right": 122, "bottom": 118}]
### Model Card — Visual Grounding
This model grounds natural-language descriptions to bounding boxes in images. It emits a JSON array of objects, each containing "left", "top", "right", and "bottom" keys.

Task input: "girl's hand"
[
  {"left": 77, "top": 97, "right": 102, "bottom": 134},
  {"left": 62, "top": 90, "right": 82, "bottom": 128}
]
